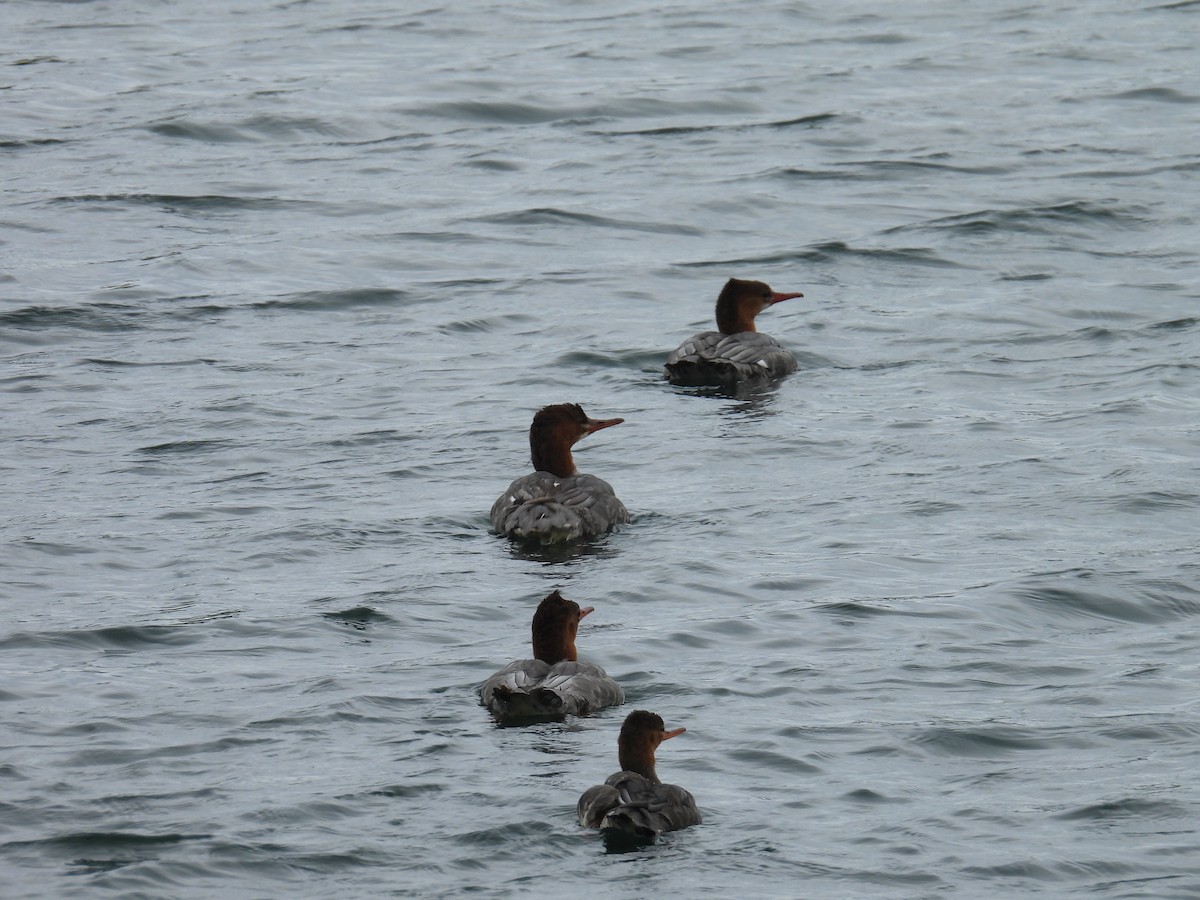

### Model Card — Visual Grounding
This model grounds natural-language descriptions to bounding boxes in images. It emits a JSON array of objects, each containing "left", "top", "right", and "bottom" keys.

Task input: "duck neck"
[
  {"left": 618, "top": 743, "right": 659, "bottom": 783},
  {"left": 530, "top": 433, "right": 576, "bottom": 477},
  {"left": 532, "top": 632, "right": 576, "bottom": 665},
  {"left": 715, "top": 294, "right": 757, "bottom": 334}
]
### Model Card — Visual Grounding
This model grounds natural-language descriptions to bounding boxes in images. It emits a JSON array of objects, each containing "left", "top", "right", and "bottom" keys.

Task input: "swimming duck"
[
  {"left": 480, "top": 590, "right": 624, "bottom": 720},
  {"left": 577, "top": 710, "right": 702, "bottom": 842},
  {"left": 490, "top": 403, "right": 629, "bottom": 543},
  {"left": 664, "top": 278, "right": 803, "bottom": 385}
]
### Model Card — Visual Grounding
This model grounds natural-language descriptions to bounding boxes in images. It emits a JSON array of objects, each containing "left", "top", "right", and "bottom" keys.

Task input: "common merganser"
[
  {"left": 577, "top": 710, "right": 702, "bottom": 843},
  {"left": 490, "top": 403, "right": 629, "bottom": 544},
  {"left": 664, "top": 278, "right": 803, "bottom": 385},
  {"left": 480, "top": 590, "right": 624, "bottom": 721}
]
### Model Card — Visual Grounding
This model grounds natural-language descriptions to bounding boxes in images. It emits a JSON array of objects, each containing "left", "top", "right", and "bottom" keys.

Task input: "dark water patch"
[
  {"left": 886, "top": 200, "right": 1150, "bottom": 237},
  {"left": 728, "top": 748, "right": 821, "bottom": 774},
  {"left": 500, "top": 534, "right": 622, "bottom": 565},
  {"left": 7, "top": 830, "right": 208, "bottom": 852},
  {"left": 0, "top": 137, "right": 70, "bottom": 150},
  {"left": 753, "top": 575, "right": 834, "bottom": 592},
  {"left": 373, "top": 229, "right": 515, "bottom": 246},
  {"left": 463, "top": 158, "right": 521, "bottom": 171},
  {"left": 451, "top": 820, "right": 556, "bottom": 846},
  {"left": 138, "top": 438, "right": 235, "bottom": 456},
  {"left": 8, "top": 55, "right": 65, "bottom": 66},
  {"left": 902, "top": 499, "right": 963, "bottom": 517},
  {"left": 1100, "top": 721, "right": 1200, "bottom": 741},
  {"left": 709, "top": 682, "right": 799, "bottom": 699},
  {"left": 1015, "top": 573, "right": 1200, "bottom": 623},
  {"left": 47, "top": 720, "right": 130, "bottom": 738},
  {"left": 437, "top": 314, "right": 535, "bottom": 334},
  {"left": 678, "top": 240, "right": 962, "bottom": 270},
  {"left": 428, "top": 276, "right": 512, "bottom": 291},
  {"left": 324, "top": 429, "right": 416, "bottom": 448},
  {"left": 409, "top": 100, "right": 580, "bottom": 124},
  {"left": 322, "top": 606, "right": 396, "bottom": 630},
  {"left": 597, "top": 111, "right": 838, "bottom": 137},
  {"left": 148, "top": 115, "right": 348, "bottom": 142},
  {"left": 1148, "top": 317, "right": 1197, "bottom": 331},
  {"left": 1111, "top": 490, "right": 1200, "bottom": 514},
  {"left": 251, "top": 287, "right": 414, "bottom": 311},
  {"left": 469, "top": 207, "right": 702, "bottom": 235},
  {"left": 555, "top": 348, "right": 656, "bottom": 370},
  {"left": 960, "top": 860, "right": 1062, "bottom": 880},
  {"left": 911, "top": 725, "right": 1053, "bottom": 757},
  {"left": 82, "top": 357, "right": 217, "bottom": 369},
  {"left": 842, "top": 788, "right": 905, "bottom": 804},
  {"left": 1062, "top": 160, "right": 1200, "bottom": 179},
  {"left": 824, "top": 158, "right": 1011, "bottom": 180},
  {"left": 815, "top": 600, "right": 962, "bottom": 620},
  {"left": 371, "top": 782, "right": 445, "bottom": 799},
  {"left": 0, "top": 302, "right": 147, "bottom": 333},
  {"left": 1056, "top": 797, "right": 1187, "bottom": 822},
  {"left": 409, "top": 97, "right": 755, "bottom": 125},
  {"left": 10, "top": 539, "right": 95, "bottom": 558},
  {"left": 73, "top": 737, "right": 276, "bottom": 767},
  {"left": 48, "top": 192, "right": 318, "bottom": 214},
  {"left": 998, "top": 271, "right": 1054, "bottom": 281},
  {"left": 0, "top": 624, "right": 198, "bottom": 652},
  {"left": 1101, "top": 87, "right": 1200, "bottom": 104}
]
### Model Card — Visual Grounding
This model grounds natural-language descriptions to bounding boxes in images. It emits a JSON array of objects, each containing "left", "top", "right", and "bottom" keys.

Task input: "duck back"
[
  {"left": 491, "top": 471, "right": 629, "bottom": 543},
  {"left": 481, "top": 659, "right": 624, "bottom": 720},
  {"left": 577, "top": 771, "right": 702, "bottom": 840},
  {"left": 665, "top": 330, "right": 797, "bottom": 386}
]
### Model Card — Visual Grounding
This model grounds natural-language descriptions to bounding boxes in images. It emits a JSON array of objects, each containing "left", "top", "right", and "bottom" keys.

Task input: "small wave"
[
  {"left": 1015, "top": 571, "right": 1200, "bottom": 623},
  {"left": 1055, "top": 797, "right": 1187, "bottom": 822},
  {"left": 0, "top": 137, "right": 70, "bottom": 150},
  {"left": 777, "top": 158, "right": 1011, "bottom": 181},
  {"left": 437, "top": 314, "right": 536, "bottom": 334},
  {"left": 1101, "top": 87, "right": 1200, "bottom": 104},
  {"left": 371, "top": 782, "right": 445, "bottom": 799},
  {"left": 147, "top": 115, "right": 349, "bottom": 142},
  {"left": 251, "top": 288, "right": 415, "bottom": 311},
  {"left": 554, "top": 348, "right": 656, "bottom": 370},
  {"left": 597, "top": 112, "right": 838, "bottom": 137},
  {"left": 841, "top": 788, "right": 905, "bottom": 804},
  {"left": 321, "top": 607, "right": 397, "bottom": 630},
  {"left": 468, "top": 207, "right": 702, "bottom": 235},
  {"left": 911, "top": 724, "right": 1050, "bottom": 757},
  {"left": 885, "top": 200, "right": 1150, "bottom": 237},
  {"left": 138, "top": 439, "right": 234, "bottom": 456},
  {"left": 727, "top": 748, "right": 821, "bottom": 774},
  {"left": 1112, "top": 490, "right": 1200, "bottom": 513},
  {"left": 451, "top": 820, "right": 557, "bottom": 846},
  {"left": 36, "top": 830, "right": 208, "bottom": 849},
  {"left": 0, "top": 303, "right": 146, "bottom": 333},
  {"left": 83, "top": 357, "right": 217, "bottom": 368},
  {"left": 679, "top": 241, "right": 962, "bottom": 270},
  {"left": 407, "top": 96, "right": 756, "bottom": 125},
  {"left": 0, "top": 624, "right": 198, "bottom": 652},
  {"left": 48, "top": 192, "right": 316, "bottom": 213},
  {"left": 1149, "top": 317, "right": 1198, "bottom": 331}
]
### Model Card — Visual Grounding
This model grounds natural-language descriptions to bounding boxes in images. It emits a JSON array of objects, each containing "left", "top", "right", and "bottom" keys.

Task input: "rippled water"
[{"left": 4, "top": 0, "right": 1199, "bottom": 896}]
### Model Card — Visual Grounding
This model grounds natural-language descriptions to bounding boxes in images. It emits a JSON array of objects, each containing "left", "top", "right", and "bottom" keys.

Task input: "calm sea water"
[{"left": 3, "top": 0, "right": 1199, "bottom": 896}]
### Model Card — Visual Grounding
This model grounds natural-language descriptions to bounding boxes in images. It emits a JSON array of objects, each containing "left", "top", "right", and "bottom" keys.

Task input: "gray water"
[{"left": 3, "top": 0, "right": 1200, "bottom": 896}]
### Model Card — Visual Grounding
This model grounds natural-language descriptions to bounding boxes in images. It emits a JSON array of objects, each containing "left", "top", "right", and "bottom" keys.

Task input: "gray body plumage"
[
  {"left": 664, "top": 330, "right": 797, "bottom": 385},
  {"left": 481, "top": 659, "right": 624, "bottom": 719},
  {"left": 577, "top": 771, "right": 702, "bottom": 840},
  {"left": 490, "top": 471, "right": 629, "bottom": 543}
]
